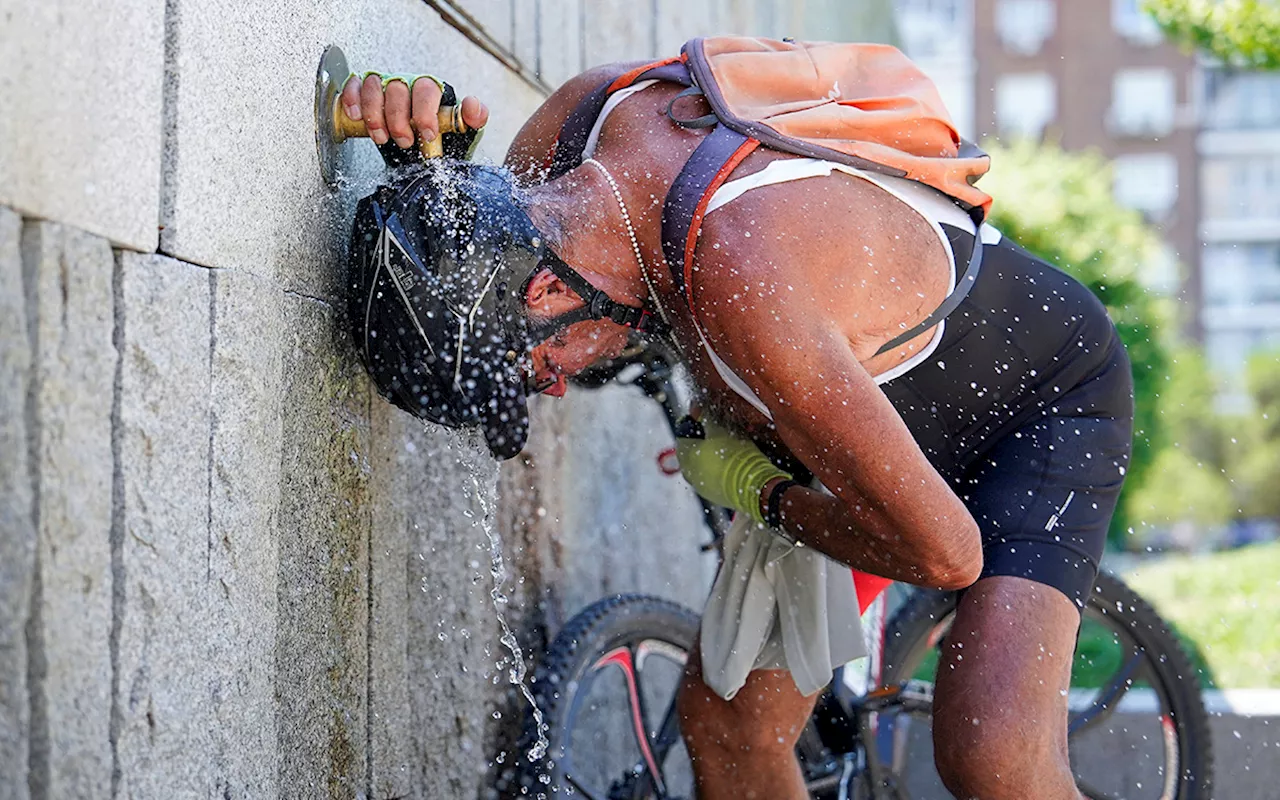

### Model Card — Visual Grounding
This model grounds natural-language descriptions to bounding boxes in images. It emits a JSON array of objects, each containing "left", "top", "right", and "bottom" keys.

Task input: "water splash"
[{"left": 470, "top": 475, "right": 549, "bottom": 762}]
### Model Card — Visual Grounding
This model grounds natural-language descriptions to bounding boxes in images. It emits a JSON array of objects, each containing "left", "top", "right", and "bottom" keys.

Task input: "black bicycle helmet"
[{"left": 348, "top": 160, "right": 664, "bottom": 459}]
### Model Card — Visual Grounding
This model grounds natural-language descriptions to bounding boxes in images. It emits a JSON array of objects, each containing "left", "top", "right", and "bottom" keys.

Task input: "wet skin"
[{"left": 362, "top": 67, "right": 1085, "bottom": 799}]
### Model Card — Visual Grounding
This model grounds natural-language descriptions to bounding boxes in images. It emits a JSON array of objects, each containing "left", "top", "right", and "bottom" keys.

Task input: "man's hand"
[
  {"left": 674, "top": 417, "right": 791, "bottom": 526},
  {"left": 340, "top": 74, "right": 490, "bottom": 149}
]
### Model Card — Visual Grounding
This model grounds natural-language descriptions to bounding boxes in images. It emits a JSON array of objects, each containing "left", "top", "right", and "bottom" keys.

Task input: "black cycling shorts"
[
  {"left": 954, "top": 341, "right": 1133, "bottom": 609},
  {"left": 884, "top": 232, "right": 1135, "bottom": 610}
]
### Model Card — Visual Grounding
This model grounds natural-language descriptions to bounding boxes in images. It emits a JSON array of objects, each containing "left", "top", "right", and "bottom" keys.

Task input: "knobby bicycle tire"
[
  {"left": 506, "top": 593, "right": 700, "bottom": 799},
  {"left": 879, "top": 571, "right": 1214, "bottom": 800}
]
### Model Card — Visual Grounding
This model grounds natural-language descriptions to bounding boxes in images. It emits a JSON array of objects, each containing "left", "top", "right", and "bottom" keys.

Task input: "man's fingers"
[
  {"left": 384, "top": 80, "right": 414, "bottom": 148},
  {"left": 460, "top": 95, "right": 489, "bottom": 130},
  {"left": 411, "top": 79, "right": 443, "bottom": 143},
  {"left": 360, "top": 75, "right": 388, "bottom": 145},
  {"left": 341, "top": 76, "right": 363, "bottom": 120}
]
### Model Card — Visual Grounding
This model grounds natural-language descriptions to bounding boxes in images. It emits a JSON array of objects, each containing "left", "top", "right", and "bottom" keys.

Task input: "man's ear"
[{"left": 524, "top": 268, "right": 575, "bottom": 313}]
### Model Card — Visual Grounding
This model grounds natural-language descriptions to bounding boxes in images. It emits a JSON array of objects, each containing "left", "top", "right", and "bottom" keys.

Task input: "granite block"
[
  {"left": 274, "top": 291, "right": 371, "bottom": 799},
  {"left": 583, "top": 0, "right": 657, "bottom": 70},
  {"left": 0, "top": 1, "right": 165, "bottom": 251},
  {"left": 536, "top": 0, "right": 584, "bottom": 89},
  {"left": 524, "top": 384, "right": 714, "bottom": 626},
  {"left": 205, "top": 269, "right": 285, "bottom": 796},
  {"left": 22, "top": 221, "right": 115, "bottom": 798},
  {"left": 454, "top": 0, "right": 516, "bottom": 52},
  {"left": 0, "top": 207, "right": 34, "bottom": 800},
  {"left": 367, "top": 403, "right": 414, "bottom": 800},
  {"left": 159, "top": 0, "right": 544, "bottom": 298},
  {"left": 114, "top": 253, "right": 216, "bottom": 797}
]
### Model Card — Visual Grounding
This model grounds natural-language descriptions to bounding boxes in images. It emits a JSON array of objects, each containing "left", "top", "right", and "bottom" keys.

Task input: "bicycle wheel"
[
  {"left": 877, "top": 572, "right": 1214, "bottom": 800},
  {"left": 509, "top": 594, "right": 700, "bottom": 799}
]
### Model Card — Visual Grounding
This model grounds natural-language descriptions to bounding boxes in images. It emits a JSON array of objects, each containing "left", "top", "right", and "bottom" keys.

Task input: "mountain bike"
[{"left": 508, "top": 343, "right": 1214, "bottom": 800}]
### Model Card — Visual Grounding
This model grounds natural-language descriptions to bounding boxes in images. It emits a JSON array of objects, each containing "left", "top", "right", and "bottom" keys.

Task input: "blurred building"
[
  {"left": 970, "top": 0, "right": 1196, "bottom": 318},
  {"left": 723, "top": 0, "right": 900, "bottom": 44},
  {"left": 895, "top": 0, "right": 976, "bottom": 138},
  {"left": 1198, "top": 66, "right": 1280, "bottom": 385}
]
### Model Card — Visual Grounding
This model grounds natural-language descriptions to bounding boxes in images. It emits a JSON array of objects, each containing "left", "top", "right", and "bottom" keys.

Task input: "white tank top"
[{"left": 585, "top": 83, "right": 1004, "bottom": 421}]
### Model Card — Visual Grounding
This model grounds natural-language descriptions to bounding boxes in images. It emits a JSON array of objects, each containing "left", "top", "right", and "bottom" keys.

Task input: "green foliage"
[
  {"left": 1143, "top": 0, "right": 1280, "bottom": 69},
  {"left": 1128, "top": 446, "right": 1235, "bottom": 527},
  {"left": 1126, "top": 347, "right": 1236, "bottom": 532},
  {"left": 980, "top": 139, "right": 1173, "bottom": 545},
  {"left": 1235, "top": 350, "right": 1280, "bottom": 518},
  {"left": 1126, "top": 541, "right": 1280, "bottom": 687}
]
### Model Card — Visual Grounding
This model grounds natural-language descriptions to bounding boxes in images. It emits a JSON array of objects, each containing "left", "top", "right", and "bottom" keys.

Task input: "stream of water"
[{"left": 471, "top": 475, "right": 549, "bottom": 762}]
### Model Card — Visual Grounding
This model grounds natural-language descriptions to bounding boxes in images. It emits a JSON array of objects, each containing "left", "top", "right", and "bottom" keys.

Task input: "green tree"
[
  {"left": 1144, "top": 0, "right": 1280, "bottom": 69},
  {"left": 1127, "top": 348, "right": 1235, "bottom": 537},
  {"left": 1236, "top": 350, "right": 1280, "bottom": 518},
  {"left": 980, "top": 139, "right": 1174, "bottom": 546}
]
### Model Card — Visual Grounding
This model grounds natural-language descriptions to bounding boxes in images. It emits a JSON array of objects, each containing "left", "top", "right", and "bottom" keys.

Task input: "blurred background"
[{"left": 890, "top": 0, "right": 1280, "bottom": 696}]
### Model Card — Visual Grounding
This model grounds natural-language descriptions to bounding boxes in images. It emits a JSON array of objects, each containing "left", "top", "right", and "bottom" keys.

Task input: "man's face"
[{"left": 528, "top": 319, "right": 631, "bottom": 397}]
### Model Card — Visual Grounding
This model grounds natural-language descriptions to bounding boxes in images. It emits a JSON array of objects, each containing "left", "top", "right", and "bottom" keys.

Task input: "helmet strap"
[{"left": 525, "top": 249, "right": 667, "bottom": 342}]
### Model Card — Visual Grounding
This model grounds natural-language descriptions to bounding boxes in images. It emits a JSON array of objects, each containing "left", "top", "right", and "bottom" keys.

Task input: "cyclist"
[{"left": 345, "top": 44, "right": 1132, "bottom": 800}]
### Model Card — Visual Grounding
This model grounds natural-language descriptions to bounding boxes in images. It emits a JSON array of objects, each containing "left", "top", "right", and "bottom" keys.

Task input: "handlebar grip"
[{"left": 332, "top": 102, "right": 468, "bottom": 159}]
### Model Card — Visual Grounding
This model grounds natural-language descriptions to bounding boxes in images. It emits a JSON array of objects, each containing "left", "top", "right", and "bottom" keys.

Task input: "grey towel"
[{"left": 699, "top": 515, "right": 866, "bottom": 700}]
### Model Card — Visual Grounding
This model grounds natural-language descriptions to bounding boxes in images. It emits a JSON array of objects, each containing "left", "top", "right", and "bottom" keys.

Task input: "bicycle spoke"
[
  {"left": 564, "top": 768, "right": 607, "bottom": 800},
  {"left": 1069, "top": 647, "right": 1144, "bottom": 738}
]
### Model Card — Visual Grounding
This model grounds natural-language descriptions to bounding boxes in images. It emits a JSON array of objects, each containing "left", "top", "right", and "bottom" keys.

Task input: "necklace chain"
[{"left": 583, "top": 158, "right": 674, "bottom": 332}]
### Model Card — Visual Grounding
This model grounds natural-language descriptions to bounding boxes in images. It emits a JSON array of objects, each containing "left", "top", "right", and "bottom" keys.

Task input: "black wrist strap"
[{"left": 765, "top": 479, "right": 800, "bottom": 530}]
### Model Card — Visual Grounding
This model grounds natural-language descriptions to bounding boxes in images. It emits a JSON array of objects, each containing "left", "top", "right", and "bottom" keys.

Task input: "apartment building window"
[
  {"left": 897, "top": 0, "right": 963, "bottom": 26},
  {"left": 1143, "top": 242, "right": 1181, "bottom": 294},
  {"left": 1203, "top": 68, "right": 1280, "bottom": 130},
  {"left": 995, "top": 73, "right": 1055, "bottom": 138},
  {"left": 1203, "top": 243, "right": 1280, "bottom": 308},
  {"left": 1205, "top": 331, "right": 1280, "bottom": 385},
  {"left": 1112, "top": 0, "right": 1163, "bottom": 45},
  {"left": 1203, "top": 157, "right": 1280, "bottom": 221},
  {"left": 896, "top": 0, "right": 970, "bottom": 60},
  {"left": 1110, "top": 68, "right": 1176, "bottom": 136},
  {"left": 1113, "top": 153, "right": 1179, "bottom": 218},
  {"left": 995, "top": 0, "right": 1055, "bottom": 56}
]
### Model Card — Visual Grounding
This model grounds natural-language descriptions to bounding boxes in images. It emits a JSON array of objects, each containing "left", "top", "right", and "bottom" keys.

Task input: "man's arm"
[{"left": 696, "top": 261, "right": 982, "bottom": 590}]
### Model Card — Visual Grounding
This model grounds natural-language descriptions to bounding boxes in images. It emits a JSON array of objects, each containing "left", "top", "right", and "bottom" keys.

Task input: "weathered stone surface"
[
  {"left": 525, "top": 385, "right": 715, "bottom": 625},
  {"left": 400, "top": 427, "right": 515, "bottom": 798},
  {"left": 0, "top": 1, "right": 165, "bottom": 251},
  {"left": 274, "top": 292, "right": 371, "bottom": 799},
  {"left": 0, "top": 207, "right": 34, "bottom": 800},
  {"left": 537, "top": 0, "right": 584, "bottom": 89},
  {"left": 160, "top": 0, "right": 545, "bottom": 297},
  {"left": 455, "top": 0, "right": 517, "bottom": 52},
  {"left": 366, "top": 403, "right": 413, "bottom": 800},
  {"left": 22, "top": 222, "right": 115, "bottom": 798},
  {"left": 513, "top": 0, "right": 539, "bottom": 80},
  {"left": 655, "top": 0, "right": 721, "bottom": 56},
  {"left": 583, "top": 1, "right": 657, "bottom": 71},
  {"left": 114, "top": 253, "right": 215, "bottom": 797},
  {"left": 206, "top": 269, "right": 285, "bottom": 796}
]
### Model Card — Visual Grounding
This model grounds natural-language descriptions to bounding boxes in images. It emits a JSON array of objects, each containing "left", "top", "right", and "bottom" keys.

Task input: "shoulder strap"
[
  {"left": 874, "top": 219, "right": 984, "bottom": 356},
  {"left": 548, "top": 57, "right": 691, "bottom": 180},
  {"left": 660, "top": 125, "right": 759, "bottom": 311}
]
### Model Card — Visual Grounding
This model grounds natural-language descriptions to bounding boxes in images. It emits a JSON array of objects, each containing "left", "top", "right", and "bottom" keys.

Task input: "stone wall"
[{"left": 0, "top": 2, "right": 896, "bottom": 797}]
